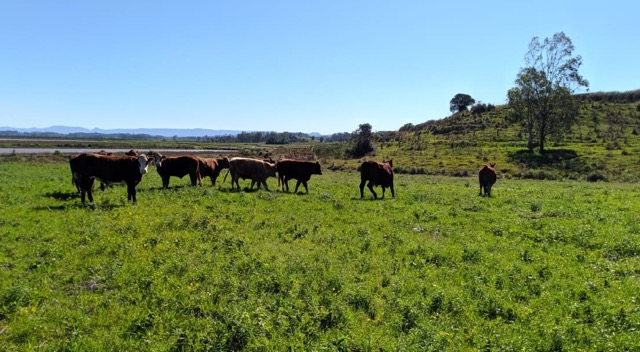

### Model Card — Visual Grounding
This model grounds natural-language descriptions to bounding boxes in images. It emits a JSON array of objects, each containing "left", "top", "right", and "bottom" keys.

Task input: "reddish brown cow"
[
  {"left": 196, "top": 156, "right": 230, "bottom": 186},
  {"left": 479, "top": 163, "right": 497, "bottom": 197},
  {"left": 225, "top": 157, "right": 277, "bottom": 191},
  {"left": 125, "top": 149, "right": 138, "bottom": 156},
  {"left": 276, "top": 159, "right": 322, "bottom": 193},
  {"left": 69, "top": 153, "right": 154, "bottom": 203},
  {"left": 155, "top": 153, "right": 202, "bottom": 188},
  {"left": 358, "top": 160, "right": 395, "bottom": 199}
]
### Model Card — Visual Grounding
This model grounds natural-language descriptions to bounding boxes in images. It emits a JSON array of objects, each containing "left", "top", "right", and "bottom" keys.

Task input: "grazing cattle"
[
  {"left": 196, "top": 156, "right": 230, "bottom": 186},
  {"left": 358, "top": 160, "right": 395, "bottom": 199},
  {"left": 276, "top": 159, "right": 322, "bottom": 193},
  {"left": 125, "top": 149, "right": 138, "bottom": 156},
  {"left": 154, "top": 153, "right": 202, "bottom": 188},
  {"left": 479, "top": 163, "right": 497, "bottom": 197},
  {"left": 69, "top": 153, "right": 154, "bottom": 203},
  {"left": 225, "top": 157, "right": 277, "bottom": 191}
]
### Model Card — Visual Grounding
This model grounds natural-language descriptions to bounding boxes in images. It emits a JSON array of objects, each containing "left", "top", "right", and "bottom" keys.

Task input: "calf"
[
  {"left": 358, "top": 160, "right": 395, "bottom": 199},
  {"left": 225, "top": 157, "right": 277, "bottom": 191},
  {"left": 197, "top": 156, "right": 230, "bottom": 186},
  {"left": 479, "top": 163, "right": 497, "bottom": 197},
  {"left": 69, "top": 153, "right": 154, "bottom": 203},
  {"left": 154, "top": 153, "right": 202, "bottom": 188},
  {"left": 276, "top": 159, "right": 322, "bottom": 193}
]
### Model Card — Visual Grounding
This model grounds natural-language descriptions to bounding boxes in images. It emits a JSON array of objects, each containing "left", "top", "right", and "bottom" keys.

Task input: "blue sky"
[{"left": 1, "top": 1, "right": 638, "bottom": 135}]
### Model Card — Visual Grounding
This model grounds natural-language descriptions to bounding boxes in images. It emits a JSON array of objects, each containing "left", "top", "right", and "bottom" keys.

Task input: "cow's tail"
[{"left": 223, "top": 169, "right": 230, "bottom": 184}]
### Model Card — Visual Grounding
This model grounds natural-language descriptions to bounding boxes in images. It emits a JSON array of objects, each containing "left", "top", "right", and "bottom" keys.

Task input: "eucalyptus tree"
[{"left": 508, "top": 32, "right": 589, "bottom": 152}]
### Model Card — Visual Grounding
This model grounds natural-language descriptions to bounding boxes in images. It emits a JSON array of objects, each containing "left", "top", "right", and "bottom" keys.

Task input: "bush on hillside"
[{"left": 586, "top": 171, "right": 608, "bottom": 182}]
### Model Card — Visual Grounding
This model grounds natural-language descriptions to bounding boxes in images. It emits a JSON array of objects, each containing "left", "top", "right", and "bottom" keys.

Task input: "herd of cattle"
[{"left": 68, "top": 150, "right": 497, "bottom": 203}]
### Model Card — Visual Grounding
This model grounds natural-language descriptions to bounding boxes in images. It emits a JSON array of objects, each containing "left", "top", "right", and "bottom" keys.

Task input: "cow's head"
[
  {"left": 218, "top": 157, "right": 230, "bottom": 169},
  {"left": 265, "top": 162, "right": 277, "bottom": 178},
  {"left": 137, "top": 154, "right": 152, "bottom": 174},
  {"left": 150, "top": 152, "right": 164, "bottom": 168},
  {"left": 314, "top": 161, "right": 322, "bottom": 175},
  {"left": 384, "top": 159, "right": 393, "bottom": 168}
]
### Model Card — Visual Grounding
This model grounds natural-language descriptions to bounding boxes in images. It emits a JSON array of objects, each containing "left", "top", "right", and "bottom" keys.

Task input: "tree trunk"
[
  {"left": 527, "top": 131, "right": 534, "bottom": 151},
  {"left": 539, "top": 119, "right": 546, "bottom": 153}
]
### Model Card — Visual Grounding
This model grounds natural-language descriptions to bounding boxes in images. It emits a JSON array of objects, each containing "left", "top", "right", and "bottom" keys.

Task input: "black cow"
[
  {"left": 155, "top": 153, "right": 202, "bottom": 189},
  {"left": 276, "top": 159, "right": 322, "bottom": 193},
  {"left": 70, "top": 153, "right": 154, "bottom": 203},
  {"left": 479, "top": 163, "right": 497, "bottom": 197},
  {"left": 358, "top": 160, "right": 395, "bottom": 199}
]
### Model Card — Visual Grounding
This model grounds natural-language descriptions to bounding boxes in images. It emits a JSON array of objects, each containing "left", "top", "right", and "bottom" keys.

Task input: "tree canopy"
[
  {"left": 508, "top": 32, "right": 589, "bottom": 152},
  {"left": 349, "top": 123, "right": 374, "bottom": 158},
  {"left": 450, "top": 93, "right": 476, "bottom": 113}
]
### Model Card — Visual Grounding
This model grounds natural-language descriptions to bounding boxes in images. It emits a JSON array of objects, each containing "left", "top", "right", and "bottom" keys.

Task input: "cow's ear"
[{"left": 490, "top": 163, "right": 496, "bottom": 168}]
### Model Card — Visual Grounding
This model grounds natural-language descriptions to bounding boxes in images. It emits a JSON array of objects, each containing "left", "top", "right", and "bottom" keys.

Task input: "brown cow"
[
  {"left": 358, "top": 160, "right": 395, "bottom": 199},
  {"left": 225, "top": 157, "right": 277, "bottom": 191},
  {"left": 196, "top": 156, "right": 230, "bottom": 186},
  {"left": 125, "top": 149, "right": 138, "bottom": 156},
  {"left": 69, "top": 153, "right": 154, "bottom": 203},
  {"left": 154, "top": 153, "right": 202, "bottom": 188},
  {"left": 276, "top": 159, "right": 322, "bottom": 193},
  {"left": 479, "top": 163, "right": 497, "bottom": 197}
]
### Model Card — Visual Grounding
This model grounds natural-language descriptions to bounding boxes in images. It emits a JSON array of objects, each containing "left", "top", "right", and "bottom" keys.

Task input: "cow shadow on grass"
[
  {"left": 40, "top": 191, "right": 129, "bottom": 211},
  {"left": 44, "top": 191, "right": 79, "bottom": 201},
  {"left": 33, "top": 202, "right": 122, "bottom": 211},
  {"left": 217, "top": 187, "right": 264, "bottom": 193},
  {"left": 351, "top": 196, "right": 389, "bottom": 201}
]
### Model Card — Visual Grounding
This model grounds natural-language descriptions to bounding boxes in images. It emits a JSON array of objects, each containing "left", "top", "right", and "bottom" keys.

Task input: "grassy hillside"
[{"left": 360, "top": 92, "right": 640, "bottom": 182}]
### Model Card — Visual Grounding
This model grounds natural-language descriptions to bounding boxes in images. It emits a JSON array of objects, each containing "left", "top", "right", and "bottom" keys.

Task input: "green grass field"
[{"left": 1, "top": 160, "right": 639, "bottom": 350}]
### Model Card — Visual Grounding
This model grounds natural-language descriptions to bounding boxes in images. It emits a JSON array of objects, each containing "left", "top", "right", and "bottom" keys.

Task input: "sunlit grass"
[{"left": 1, "top": 161, "right": 639, "bottom": 350}]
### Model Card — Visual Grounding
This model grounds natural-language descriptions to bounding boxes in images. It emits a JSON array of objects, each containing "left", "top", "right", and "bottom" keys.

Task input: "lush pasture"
[{"left": 1, "top": 160, "right": 639, "bottom": 351}]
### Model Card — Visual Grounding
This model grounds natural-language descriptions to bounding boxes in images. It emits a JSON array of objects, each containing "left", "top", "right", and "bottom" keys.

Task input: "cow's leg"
[
  {"left": 284, "top": 177, "right": 290, "bottom": 192},
  {"left": 359, "top": 179, "right": 366, "bottom": 198},
  {"left": 390, "top": 184, "right": 395, "bottom": 198},
  {"left": 162, "top": 177, "right": 170, "bottom": 189},
  {"left": 262, "top": 181, "right": 269, "bottom": 191},
  {"left": 87, "top": 179, "right": 95, "bottom": 202},
  {"left": 87, "top": 188, "right": 93, "bottom": 202},
  {"left": 294, "top": 180, "right": 302, "bottom": 193},
  {"left": 381, "top": 187, "right": 386, "bottom": 199},
  {"left": 127, "top": 183, "right": 137, "bottom": 202},
  {"left": 367, "top": 181, "right": 377, "bottom": 199},
  {"left": 189, "top": 173, "right": 198, "bottom": 186}
]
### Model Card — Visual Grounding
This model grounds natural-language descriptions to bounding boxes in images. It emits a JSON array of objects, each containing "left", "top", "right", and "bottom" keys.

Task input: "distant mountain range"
[{"left": 0, "top": 126, "right": 323, "bottom": 138}]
